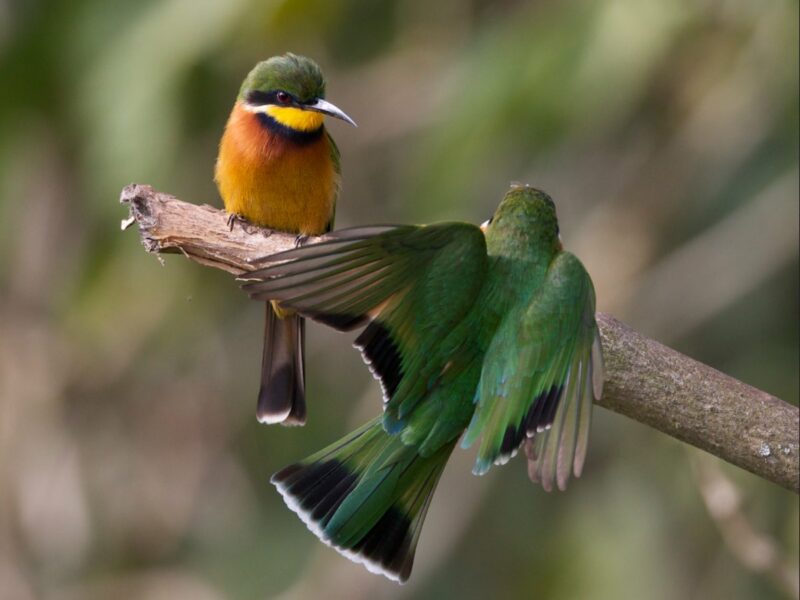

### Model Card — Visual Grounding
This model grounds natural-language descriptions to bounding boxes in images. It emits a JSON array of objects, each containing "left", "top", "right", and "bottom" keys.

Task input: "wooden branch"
[
  {"left": 598, "top": 314, "right": 798, "bottom": 493},
  {"left": 120, "top": 184, "right": 799, "bottom": 493},
  {"left": 119, "top": 184, "right": 304, "bottom": 275}
]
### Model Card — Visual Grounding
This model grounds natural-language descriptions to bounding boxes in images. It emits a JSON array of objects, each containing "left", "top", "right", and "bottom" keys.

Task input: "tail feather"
[
  {"left": 272, "top": 418, "right": 453, "bottom": 583},
  {"left": 257, "top": 304, "right": 306, "bottom": 425}
]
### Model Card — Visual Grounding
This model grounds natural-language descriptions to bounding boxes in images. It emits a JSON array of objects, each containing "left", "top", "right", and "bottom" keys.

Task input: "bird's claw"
[
  {"left": 295, "top": 234, "right": 311, "bottom": 248},
  {"left": 227, "top": 213, "right": 247, "bottom": 232},
  {"left": 227, "top": 213, "right": 270, "bottom": 236}
]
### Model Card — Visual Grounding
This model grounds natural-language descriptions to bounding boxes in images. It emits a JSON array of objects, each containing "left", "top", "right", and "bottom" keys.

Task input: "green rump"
[{"left": 241, "top": 184, "right": 604, "bottom": 583}]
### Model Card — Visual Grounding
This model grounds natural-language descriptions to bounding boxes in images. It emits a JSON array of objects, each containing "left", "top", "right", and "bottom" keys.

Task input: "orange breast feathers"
[{"left": 215, "top": 102, "right": 339, "bottom": 235}]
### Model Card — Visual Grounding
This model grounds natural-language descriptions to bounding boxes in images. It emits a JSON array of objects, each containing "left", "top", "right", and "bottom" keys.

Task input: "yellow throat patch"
[{"left": 263, "top": 106, "right": 325, "bottom": 132}]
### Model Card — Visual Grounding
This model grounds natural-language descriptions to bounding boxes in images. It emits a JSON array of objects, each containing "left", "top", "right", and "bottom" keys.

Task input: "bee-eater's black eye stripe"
[
  {"left": 245, "top": 90, "right": 276, "bottom": 105},
  {"left": 246, "top": 90, "right": 317, "bottom": 108},
  {"left": 247, "top": 90, "right": 302, "bottom": 106}
]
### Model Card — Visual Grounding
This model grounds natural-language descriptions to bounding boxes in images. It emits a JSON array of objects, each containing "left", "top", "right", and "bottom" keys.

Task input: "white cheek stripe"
[{"left": 242, "top": 103, "right": 270, "bottom": 114}]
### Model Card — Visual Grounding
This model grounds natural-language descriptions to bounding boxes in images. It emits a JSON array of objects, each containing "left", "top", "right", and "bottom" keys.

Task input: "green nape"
[{"left": 271, "top": 418, "right": 455, "bottom": 583}]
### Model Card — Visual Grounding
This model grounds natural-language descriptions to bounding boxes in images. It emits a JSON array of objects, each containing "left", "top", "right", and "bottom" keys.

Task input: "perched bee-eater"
[
  {"left": 240, "top": 185, "right": 604, "bottom": 582},
  {"left": 215, "top": 53, "right": 356, "bottom": 426}
]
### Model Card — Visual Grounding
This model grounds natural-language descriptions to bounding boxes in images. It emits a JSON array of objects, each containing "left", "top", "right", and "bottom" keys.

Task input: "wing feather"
[
  {"left": 240, "top": 223, "right": 489, "bottom": 443},
  {"left": 463, "top": 252, "right": 603, "bottom": 490}
]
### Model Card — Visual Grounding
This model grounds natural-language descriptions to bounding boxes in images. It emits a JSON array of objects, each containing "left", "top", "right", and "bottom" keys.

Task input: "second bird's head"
[
  {"left": 481, "top": 184, "right": 562, "bottom": 254},
  {"left": 238, "top": 53, "right": 356, "bottom": 133}
]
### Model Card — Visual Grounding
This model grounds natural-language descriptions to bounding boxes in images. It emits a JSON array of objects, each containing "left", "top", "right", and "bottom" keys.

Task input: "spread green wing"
[
  {"left": 241, "top": 223, "right": 489, "bottom": 447},
  {"left": 461, "top": 252, "right": 603, "bottom": 491}
]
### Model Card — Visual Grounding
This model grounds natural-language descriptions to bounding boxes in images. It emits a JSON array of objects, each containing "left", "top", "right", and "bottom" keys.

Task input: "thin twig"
[
  {"left": 120, "top": 184, "right": 800, "bottom": 493},
  {"left": 691, "top": 453, "right": 799, "bottom": 598}
]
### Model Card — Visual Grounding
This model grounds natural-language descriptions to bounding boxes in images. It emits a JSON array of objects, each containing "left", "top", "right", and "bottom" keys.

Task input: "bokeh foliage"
[{"left": 0, "top": 1, "right": 797, "bottom": 599}]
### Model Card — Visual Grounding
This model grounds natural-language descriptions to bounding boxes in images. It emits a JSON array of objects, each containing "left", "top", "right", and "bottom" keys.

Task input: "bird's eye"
[{"left": 276, "top": 91, "right": 291, "bottom": 104}]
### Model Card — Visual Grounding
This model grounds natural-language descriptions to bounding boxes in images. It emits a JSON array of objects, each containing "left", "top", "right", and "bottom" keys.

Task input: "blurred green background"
[{"left": 0, "top": 1, "right": 797, "bottom": 599}]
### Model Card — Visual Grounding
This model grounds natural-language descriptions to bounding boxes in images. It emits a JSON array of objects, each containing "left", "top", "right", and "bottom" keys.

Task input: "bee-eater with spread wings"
[{"left": 240, "top": 185, "right": 604, "bottom": 582}]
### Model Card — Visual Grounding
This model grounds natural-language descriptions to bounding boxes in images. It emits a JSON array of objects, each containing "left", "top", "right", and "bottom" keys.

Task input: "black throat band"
[{"left": 256, "top": 112, "right": 325, "bottom": 146}]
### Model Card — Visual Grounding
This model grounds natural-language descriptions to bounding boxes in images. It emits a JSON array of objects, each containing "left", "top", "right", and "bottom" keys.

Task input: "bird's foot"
[
  {"left": 295, "top": 234, "right": 311, "bottom": 248},
  {"left": 226, "top": 212, "right": 248, "bottom": 232},
  {"left": 227, "top": 213, "right": 270, "bottom": 236}
]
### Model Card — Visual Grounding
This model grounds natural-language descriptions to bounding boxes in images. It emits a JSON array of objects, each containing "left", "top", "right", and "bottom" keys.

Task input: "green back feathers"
[
  {"left": 239, "top": 53, "right": 326, "bottom": 102},
  {"left": 462, "top": 252, "right": 601, "bottom": 488}
]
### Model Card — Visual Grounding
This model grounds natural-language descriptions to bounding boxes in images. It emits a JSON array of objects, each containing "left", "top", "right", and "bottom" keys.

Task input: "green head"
[
  {"left": 482, "top": 184, "right": 561, "bottom": 258},
  {"left": 238, "top": 53, "right": 356, "bottom": 130},
  {"left": 240, "top": 53, "right": 325, "bottom": 103}
]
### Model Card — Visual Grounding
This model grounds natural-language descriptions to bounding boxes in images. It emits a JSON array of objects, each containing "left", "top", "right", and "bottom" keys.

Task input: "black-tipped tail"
[
  {"left": 257, "top": 304, "right": 305, "bottom": 426},
  {"left": 271, "top": 419, "right": 453, "bottom": 583}
]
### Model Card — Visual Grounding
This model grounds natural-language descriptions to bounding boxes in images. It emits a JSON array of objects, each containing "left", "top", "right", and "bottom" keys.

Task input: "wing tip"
[{"left": 472, "top": 458, "right": 491, "bottom": 476}]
